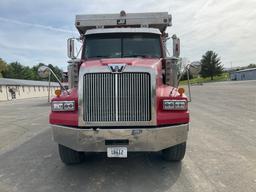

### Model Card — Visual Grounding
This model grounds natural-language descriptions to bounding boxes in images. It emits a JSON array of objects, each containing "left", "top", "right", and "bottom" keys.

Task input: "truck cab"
[{"left": 50, "top": 11, "right": 189, "bottom": 164}]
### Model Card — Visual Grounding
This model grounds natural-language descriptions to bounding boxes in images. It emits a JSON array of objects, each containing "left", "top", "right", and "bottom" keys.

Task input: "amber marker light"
[
  {"left": 178, "top": 87, "right": 185, "bottom": 96},
  {"left": 55, "top": 89, "right": 62, "bottom": 97}
]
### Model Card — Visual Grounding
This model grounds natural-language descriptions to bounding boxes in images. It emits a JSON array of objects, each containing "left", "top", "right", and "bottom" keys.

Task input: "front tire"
[
  {"left": 58, "top": 144, "right": 84, "bottom": 165},
  {"left": 162, "top": 142, "right": 186, "bottom": 161}
]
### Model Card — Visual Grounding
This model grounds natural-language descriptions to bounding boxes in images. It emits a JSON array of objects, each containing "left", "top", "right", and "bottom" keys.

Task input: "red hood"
[{"left": 80, "top": 58, "right": 162, "bottom": 69}]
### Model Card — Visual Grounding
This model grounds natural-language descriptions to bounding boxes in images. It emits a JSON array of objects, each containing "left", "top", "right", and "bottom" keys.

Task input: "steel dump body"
[{"left": 75, "top": 12, "right": 171, "bottom": 34}]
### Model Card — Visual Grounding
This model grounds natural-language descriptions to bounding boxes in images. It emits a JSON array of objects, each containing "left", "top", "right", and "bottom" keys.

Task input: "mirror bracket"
[{"left": 38, "top": 65, "right": 69, "bottom": 95}]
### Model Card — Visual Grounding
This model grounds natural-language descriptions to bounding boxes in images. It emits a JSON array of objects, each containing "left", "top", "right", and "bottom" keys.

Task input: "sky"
[{"left": 0, "top": 0, "right": 255, "bottom": 69}]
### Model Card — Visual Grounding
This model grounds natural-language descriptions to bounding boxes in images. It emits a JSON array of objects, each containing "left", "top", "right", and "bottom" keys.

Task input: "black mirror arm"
[
  {"left": 47, "top": 68, "right": 70, "bottom": 95},
  {"left": 177, "top": 64, "right": 192, "bottom": 102}
]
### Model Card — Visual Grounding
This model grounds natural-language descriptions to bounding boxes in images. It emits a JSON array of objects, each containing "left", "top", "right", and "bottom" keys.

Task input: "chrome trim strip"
[
  {"left": 78, "top": 64, "right": 157, "bottom": 127},
  {"left": 115, "top": 73, "right": 118, "bottom": 121}
]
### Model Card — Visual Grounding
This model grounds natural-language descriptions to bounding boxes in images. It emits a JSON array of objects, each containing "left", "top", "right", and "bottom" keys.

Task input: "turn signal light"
[
  {"left": 178, "top": 87, "right": 185, "bottom": 96},
  {"left": 55, "top": 89, "right": 62, "bottom": 97}
]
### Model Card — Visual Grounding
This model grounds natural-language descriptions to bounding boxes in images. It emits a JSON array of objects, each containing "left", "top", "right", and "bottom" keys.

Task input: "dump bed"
[{"left": 75, "top": 11, "right": 171, "bottom": 34}]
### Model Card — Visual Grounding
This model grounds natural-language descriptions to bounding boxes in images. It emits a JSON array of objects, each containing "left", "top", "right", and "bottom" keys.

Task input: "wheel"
[
  {"left": 162, "top": 142, "right": 186, "bottom": 161},
  {"left": 58, "top": 144, "right": 85, "bottom": 165}
]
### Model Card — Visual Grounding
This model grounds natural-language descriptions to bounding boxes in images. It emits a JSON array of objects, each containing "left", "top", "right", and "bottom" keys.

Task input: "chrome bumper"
[{"left": 51, "top": 124, "right": 189, "bottom": 152}]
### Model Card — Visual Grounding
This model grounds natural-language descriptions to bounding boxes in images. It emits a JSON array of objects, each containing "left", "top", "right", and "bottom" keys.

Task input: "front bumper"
[{"left": 52, "top": 124, "right": 189, "bottom": 152}]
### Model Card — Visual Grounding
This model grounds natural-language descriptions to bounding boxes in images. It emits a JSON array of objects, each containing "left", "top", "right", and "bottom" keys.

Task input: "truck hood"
[{"left": 80, "top": 58, "right": 162, "bottom": 69}]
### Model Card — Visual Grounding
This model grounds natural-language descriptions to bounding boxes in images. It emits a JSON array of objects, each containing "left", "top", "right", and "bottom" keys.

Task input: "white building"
[
  {"left": 230, "top": 68, "right": 256, "bottom": 81},
  {"left": 0, "top": 78, "right": 60, "bottom": 101}
]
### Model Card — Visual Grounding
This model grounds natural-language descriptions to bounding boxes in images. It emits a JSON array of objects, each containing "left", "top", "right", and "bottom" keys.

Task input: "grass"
[{"left": 179, "top": 72, "right": 229, "bottom": 85}]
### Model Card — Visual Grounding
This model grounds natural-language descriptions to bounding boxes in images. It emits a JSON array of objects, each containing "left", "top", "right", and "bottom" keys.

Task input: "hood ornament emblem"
[{"left": 108, "top": 63, "right": 126, "bottom": 73}]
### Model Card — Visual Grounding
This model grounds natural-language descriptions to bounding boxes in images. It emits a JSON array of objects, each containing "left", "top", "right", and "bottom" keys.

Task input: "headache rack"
[{"left": 75, "top": 11, "right": 172, "bottom": 35}]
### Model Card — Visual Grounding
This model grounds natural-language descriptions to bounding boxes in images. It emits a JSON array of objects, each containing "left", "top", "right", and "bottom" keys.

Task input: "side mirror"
[
  {"left": 38, "top": 65, "right": 50, "bottom": 78},
  {"left": 37, "top": 65, "right": 69, "bottom": 95},
  {"left": 190, "top": 61, "right": 201, "bottom": 75},
  {"left": 67, "top": 38, "right": 75, "bottom": 59},
  {"left": 172, "top": 34, "right": 180, "bottom": 58}
]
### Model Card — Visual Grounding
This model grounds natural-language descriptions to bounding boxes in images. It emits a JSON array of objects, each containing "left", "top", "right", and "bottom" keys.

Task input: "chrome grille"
[{"left": 84, "top": 73, "right": 151, "bottom": 122}]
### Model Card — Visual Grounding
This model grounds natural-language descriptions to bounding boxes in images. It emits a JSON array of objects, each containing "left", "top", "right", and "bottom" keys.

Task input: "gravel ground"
[{"left": 0, "top": 81, "right": 255, "bottom": 192}]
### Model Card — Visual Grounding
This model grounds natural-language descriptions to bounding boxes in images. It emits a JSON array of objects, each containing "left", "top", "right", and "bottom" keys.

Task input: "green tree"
[
  {"left": 248, "top": 63, "right": 256, "bottom": 68},
  {"left": 200, "top": 51, "right": 223, "bottom": 80},
  {"left": 0, "top": 58, "right": 7, "bottom": 77},
  {"left": 2, "top": 60, "right": 63, "bottom": 81},
  {"left": 3, "top": 62, "right": 24, "bottom": 79},
  {"left": 180, "top": 70, "right": 193, "bottom": 81},
  {"left": 21, "top": 66, "right": 33, "bottom": 80}
]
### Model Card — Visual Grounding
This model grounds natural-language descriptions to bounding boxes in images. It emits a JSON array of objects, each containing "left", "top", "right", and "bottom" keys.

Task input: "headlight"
[
  {"left": 163, "top": 100, "right": 187, "bottom": 110},
  {"left": 51, "top": 101, "right": 75, "bottom": 111}
]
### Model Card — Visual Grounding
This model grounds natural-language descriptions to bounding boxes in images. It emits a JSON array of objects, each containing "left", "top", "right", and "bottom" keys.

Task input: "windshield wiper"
[
  {"left": 90, "top": 55, "right": 110, "bottom": 58},
  {"left": 123, "top": 54, "right": 159, "bottom": 58}
]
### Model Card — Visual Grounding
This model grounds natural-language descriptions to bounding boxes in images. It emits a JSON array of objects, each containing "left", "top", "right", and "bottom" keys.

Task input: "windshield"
[{"left": 83, "top": 33, "right": 161, "bottom": 59}]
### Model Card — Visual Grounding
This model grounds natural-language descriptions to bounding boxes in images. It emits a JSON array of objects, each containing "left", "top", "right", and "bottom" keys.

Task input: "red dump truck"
[{"left": 49, "top": 11, "right": 189, "bottom": 165}]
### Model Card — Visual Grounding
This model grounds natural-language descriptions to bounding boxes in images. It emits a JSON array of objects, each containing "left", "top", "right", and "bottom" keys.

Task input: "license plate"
[{"left": 107, "top": 147, "right": 127, "bottom": 158}]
